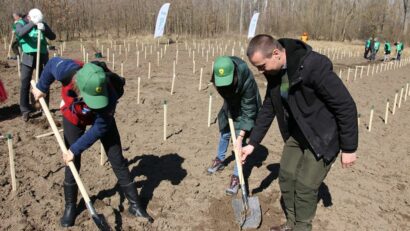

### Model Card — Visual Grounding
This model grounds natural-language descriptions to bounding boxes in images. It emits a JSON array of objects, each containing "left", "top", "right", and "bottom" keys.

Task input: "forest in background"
[{"left": 0, "top": 0, "right": 409, "bottom": 43}]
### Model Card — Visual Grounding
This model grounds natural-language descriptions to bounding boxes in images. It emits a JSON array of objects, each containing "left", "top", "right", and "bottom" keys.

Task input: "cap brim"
[
  {"left": 82, "top": 94, "right": 108, "bottom": 109},
  {"left": 214, "top": 73, "right": 234, "bottom": 87}
]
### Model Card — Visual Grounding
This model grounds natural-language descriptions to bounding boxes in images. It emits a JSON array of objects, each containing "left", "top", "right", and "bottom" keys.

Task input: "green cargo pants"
[{"left": 279, "top": 137, "right": 335, "bottom": 231}]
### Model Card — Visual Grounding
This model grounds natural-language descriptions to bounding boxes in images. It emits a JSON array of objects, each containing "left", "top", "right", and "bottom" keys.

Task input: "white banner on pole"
[
  {"left": 154, "top": 3, "right": 171, "bottom": 38},
  {"left": 247, "top": 12, "right": 260, "bottom": 39}
]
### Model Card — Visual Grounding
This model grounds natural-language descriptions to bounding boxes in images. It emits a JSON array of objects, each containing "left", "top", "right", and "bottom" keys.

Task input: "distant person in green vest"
[
  {"left": 364, "top": 37, "right": 372, "bottom": 59},
  {"left": 207, "top": 56, "right": 261, "bottom": 195},
  {"left": 369, "top": 37, "right": 380, "bottom": 61},
  {"left": 9, "top": 12, "right": 23, "bottom": 60},
  {"left": 15, "top": 8, "right": 56, "bottom": 121},
  {"left": 383, "top": 40, "right": 391, "bottom": 62},
  {"left": 395, "top": 40, "right": 404, "bottom": 61}
]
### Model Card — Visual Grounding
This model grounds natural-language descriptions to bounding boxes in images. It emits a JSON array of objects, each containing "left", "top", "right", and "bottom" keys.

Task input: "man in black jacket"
[{"left": 240, "top": 34, "right": 358, "bottom": 231}]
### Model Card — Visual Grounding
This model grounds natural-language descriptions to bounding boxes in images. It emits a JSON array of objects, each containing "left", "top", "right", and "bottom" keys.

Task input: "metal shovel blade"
[
  {"left": 232, "top": 196, "right": 261, "bottom": 229},
  {"left": 92, "top": 214, "right": 112, "bottom": 231}
]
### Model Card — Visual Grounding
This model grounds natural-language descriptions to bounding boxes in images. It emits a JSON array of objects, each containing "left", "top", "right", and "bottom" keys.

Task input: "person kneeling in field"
[
  {"left": 207, "top": 56, "right": 261, "bottom": 195},
  {"left": 32, "top": 57, "right": 153, "bottom": 227}
]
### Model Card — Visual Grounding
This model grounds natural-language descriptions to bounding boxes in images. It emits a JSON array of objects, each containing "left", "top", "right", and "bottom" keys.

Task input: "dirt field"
[{"left": 0, "top": 36, "right": 409, "bottom": 230}]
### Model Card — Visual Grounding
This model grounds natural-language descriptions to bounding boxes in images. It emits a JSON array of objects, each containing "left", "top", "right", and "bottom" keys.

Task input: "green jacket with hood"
[{"left": 216, "top": 56, "right": 262, "bottom": 134}]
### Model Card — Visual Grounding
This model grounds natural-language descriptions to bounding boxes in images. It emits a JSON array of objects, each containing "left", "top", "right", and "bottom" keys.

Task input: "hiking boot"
[
  {"left": 225, "top": 175, "right": 239, "bottom": 195},
  {"left": 207, "top": 158, "right": 225, "bottom": 174},
  {"left": 22, "top": 112, "right": 30, "bottom": 122},
  {"left": 269, "top": 223, "right": 294, "bottom": 231}
]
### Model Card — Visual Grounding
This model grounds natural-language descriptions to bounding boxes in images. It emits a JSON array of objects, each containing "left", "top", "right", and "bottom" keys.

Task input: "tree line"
[{"left": 0, "top": 0, "right": 409, "bottom": 43}]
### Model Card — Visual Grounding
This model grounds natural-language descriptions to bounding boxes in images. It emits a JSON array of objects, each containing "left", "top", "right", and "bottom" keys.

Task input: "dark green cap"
[
  {"left": 76, "top": 63, "right": 108, "bottom": 109},
  {"left": 213, "top": 56, "right": 234, "bottom": 87}
]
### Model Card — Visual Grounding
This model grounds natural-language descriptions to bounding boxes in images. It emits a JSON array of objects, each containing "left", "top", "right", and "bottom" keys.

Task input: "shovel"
[
  {"left": 228, "top": 118, "right": 261, "bottom": 229},
  {"left": 30, "top": 80, "right": 111, "bottom": 231}
]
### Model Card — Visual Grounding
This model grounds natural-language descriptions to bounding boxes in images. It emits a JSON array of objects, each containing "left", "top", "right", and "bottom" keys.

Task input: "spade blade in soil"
[
  {"left": 232, "top": 196, "right": 261, "bottom": 229},
  {"left": 92, "top": 214, "right": 112, "bottom": 231}
]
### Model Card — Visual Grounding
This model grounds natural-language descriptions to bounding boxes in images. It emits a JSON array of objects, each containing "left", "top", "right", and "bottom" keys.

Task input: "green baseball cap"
[
  {"left": 213, "top": 56, "right": 234, "bottom": 87},
  {"left": 76, "top": 63, "right": 108, "bottom": 109}
]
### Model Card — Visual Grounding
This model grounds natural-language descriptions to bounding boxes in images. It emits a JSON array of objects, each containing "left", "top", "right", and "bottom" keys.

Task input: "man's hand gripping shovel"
[{"left": 228, "top": 117, "right": 261, "bottom": 229}]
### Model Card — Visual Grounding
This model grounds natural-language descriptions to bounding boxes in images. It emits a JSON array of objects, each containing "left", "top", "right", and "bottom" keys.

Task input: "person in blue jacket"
[{"left": 32, "top": 57, "right": 153, "bottom": 227}]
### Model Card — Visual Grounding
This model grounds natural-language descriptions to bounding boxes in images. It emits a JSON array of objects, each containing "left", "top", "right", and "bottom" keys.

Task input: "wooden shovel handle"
[
  {"left": 35, "top": 30, "right": 41, "bottom": 82},
  {"left": 30, "top": 80, "right": 92, "bottom": 204},
  {"left": 228, "top": 117, "right": 246, "bottom": 186}
]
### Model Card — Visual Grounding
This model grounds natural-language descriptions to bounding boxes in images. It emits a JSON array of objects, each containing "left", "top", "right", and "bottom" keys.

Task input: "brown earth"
[{"left": 0, "top": 37, "right": 409, "bottom": 230}]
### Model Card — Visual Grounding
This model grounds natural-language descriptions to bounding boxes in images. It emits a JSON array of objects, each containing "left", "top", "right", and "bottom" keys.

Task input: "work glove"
[{"left": 37, "top": 22, "right": 45, "bottom": 31}]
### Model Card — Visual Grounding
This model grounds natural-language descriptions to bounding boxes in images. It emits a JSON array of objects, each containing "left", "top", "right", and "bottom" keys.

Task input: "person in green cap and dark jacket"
[
  {"left": 241, "top": 34, "right": 358, "bottom": 231},
  {"left": 15, "top": 8, "right": 55, "bottom": 121},
  {"left": 207, "top": 56, "right": 261, "bottom": 195},
  {"left": 32, "top": 57, "right": 153, "bottom": 227}
]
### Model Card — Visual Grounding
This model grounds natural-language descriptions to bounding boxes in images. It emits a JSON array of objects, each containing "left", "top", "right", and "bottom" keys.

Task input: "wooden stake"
[
  {"left": 384, "top": 99, "right": 389, "bottom": 124},
  {"left": 347, "top": 68, "right": 350, "bottom": 82},
  {"left": 360, "top": 66, "right": 364, "bottom": 79},
  {"left": 354, "top": 66, "right": 358, "bottom": 81},
  {"left": 392, "top": 90, "right": 398, "bottom": 115},
  {"left": 120, "top": 62, "right": 124, "bottom": 77},
  {"left": 35, "top": 129, "right": 63, "bottom": 139},
  {"left": 137, "top": 51, "right": 140, "bottom": 67},
  {"left": 137, "top": 77, "right": 141, "bottom": 104},
  {"left": 357, "top": 114, "right": 361, "bottom": 127},
  {"left": 193, "top": 60, "right": 196, "bottom": 74},
  {"left": 405, "top": 83, "right": 409, "bottom": 101},
  {"left": 398, "top": 87, "right": 404, "bottom": 108},
  {"left": 7, "top": 134, "right": 16, "bottom": 191},
  {"left": 7, "top": 32, "right": 14, "bottom": 58},
  {"left": 112, "top": 53, "right": 115, "bottom": 70},
  {"left": 148, "top": 62, "right": 151, "bottom": 79},
  {"left": 198, "top": 68, "right": 203, "bottom": 91},
  {"left": 106, "top": 48, "right": 110, "bottom": 62},
  {"left": 208, "top": 93, "right": 212, "bottom": 127},
  {"left": 100, "top": 143, "right": 106, "bottom": 166},
  {"left": 176, "top": 50, "right": 179, "bottom": 64},
  {"left": 163, "top": 100, "right": 167, "bottom": 141},
  {"left": 157, "top": 51, "right": 160, "bottom": 66},
  {"left": 368, "top": 106, "right": 374, "bottom": 132}
]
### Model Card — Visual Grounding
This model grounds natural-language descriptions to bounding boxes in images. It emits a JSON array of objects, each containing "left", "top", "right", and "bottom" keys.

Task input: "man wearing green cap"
[
  {"left": 32, "top": 57, "right": 153, "bottom": 227},
  {"left": 207, "top": 56, "right": 261, "bottom": 195}
]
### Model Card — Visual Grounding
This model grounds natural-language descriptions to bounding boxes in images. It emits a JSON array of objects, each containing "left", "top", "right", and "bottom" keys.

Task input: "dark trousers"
[
  {"left": 279, "top": 137, "right": 335, "bottom": 231},
  {"left": 11, "top": 40, "right": 20, "bottom": 57},
  {"left": 63, "top": 117, "right": 132, "bottom": 186},
  {"left": 364, "top": 48, "right": 370, "bottom": 59},
  {"left": 19, "top": 54, "right": 49, "bottom": 113}
]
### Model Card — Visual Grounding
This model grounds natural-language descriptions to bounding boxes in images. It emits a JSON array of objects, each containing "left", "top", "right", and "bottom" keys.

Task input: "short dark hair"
[{"left": 247, "top": 34, "right": 283, "bottom": 58}]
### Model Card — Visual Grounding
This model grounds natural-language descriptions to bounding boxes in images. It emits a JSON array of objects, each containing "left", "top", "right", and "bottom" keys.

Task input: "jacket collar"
[{"left": 277, "top": 38, "right": 312, "bottom": 86}]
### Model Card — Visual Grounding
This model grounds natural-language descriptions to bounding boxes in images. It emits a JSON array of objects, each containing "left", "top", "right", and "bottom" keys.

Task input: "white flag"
[
  {"left": 154, "top": 3, "right": 171, "bottom": 38},
  {"left": 247, "top": 12, "right": 260, "bottom": 39}
]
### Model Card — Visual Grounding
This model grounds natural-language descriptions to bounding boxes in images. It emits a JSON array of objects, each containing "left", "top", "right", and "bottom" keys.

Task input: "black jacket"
[{"left": 249, "top": 39, "right": 358, "bottom": 161}]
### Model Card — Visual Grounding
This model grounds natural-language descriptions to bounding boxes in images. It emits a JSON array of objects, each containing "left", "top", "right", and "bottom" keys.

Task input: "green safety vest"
[
  {"left": 374, "top": 41, "right": 380, "bottom": 51},
  {"left": 16, "top": 19, "right": 48, "bottom": 54},
  {"left": 365, "top": 40, "right": 371, "bottom": 48},
  {"left": 385, "top": 42, "right": 391, "bottom": 52},
  {"left": 397, "top": 43, "right": 404, "bottom": 52}
]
